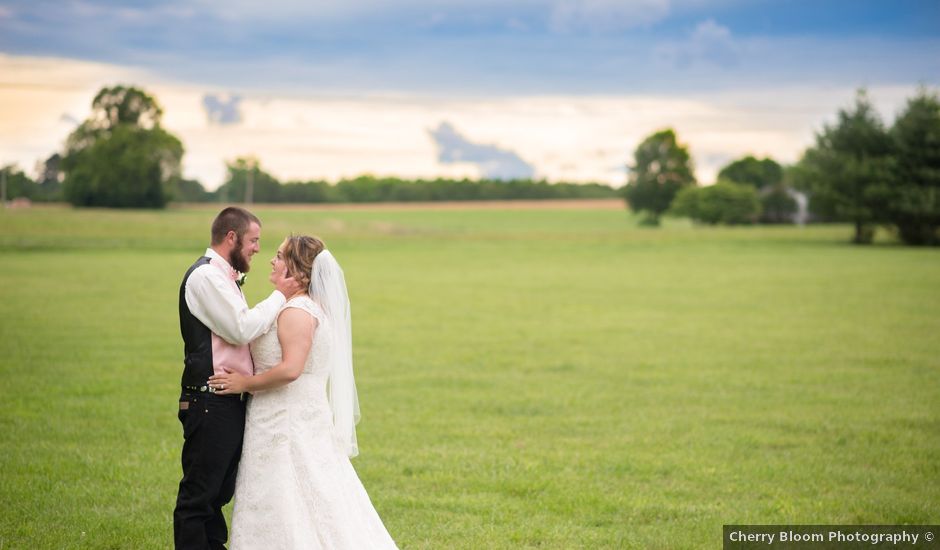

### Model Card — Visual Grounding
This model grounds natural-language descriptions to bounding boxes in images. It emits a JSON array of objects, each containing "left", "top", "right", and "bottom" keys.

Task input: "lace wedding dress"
[{"left": 230, "top": 296, "right": 397, "bottom": 549}]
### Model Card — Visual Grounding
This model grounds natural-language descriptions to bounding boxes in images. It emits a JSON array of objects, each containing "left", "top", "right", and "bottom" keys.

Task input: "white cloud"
[
  {"left": 550, "top": 0, "right": 671, "bottom": 33},
  {"left": 656, "top": 18, "right": 739, "bottom": 69},
  {"left": 689, "top": 19, "right": 738, "bottom": 65}
]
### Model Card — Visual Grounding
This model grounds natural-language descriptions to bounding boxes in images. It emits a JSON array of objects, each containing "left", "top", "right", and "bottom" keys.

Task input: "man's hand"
[{"left": 272, "top": 267, "right": 304, "bottom": 298}]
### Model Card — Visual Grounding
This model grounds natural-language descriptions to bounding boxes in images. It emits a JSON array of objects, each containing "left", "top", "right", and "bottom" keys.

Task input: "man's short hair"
[{"left": 211, "top": 207, "right": 261, "bottom": 245}]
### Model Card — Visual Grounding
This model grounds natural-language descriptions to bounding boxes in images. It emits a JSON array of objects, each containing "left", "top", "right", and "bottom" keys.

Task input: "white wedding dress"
[{"left": 230, "top": 296, "right": 397, "bottom": 549}]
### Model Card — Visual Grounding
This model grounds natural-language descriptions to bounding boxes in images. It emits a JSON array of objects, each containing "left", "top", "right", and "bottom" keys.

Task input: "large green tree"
[
  {"left": 718, "top": 155, "right": 798, "bottom": 223},
  {"left": 888, "top": 88, "right": 940, "bottom": 245},
  {"left": 792, "top": 90, "right": 894, "bottom": 243},
  {"left": 623, "top": 129, "right": 696, "bottom": 225},
  {"left": 717, "top": 155, "right": 782, "bottom": 190},
  {"left": 61, "top": 86, "right": 183, "bottom": 208}
]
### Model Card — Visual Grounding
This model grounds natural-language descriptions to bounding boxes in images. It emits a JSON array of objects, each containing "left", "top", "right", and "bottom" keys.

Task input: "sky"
[{"left": 1, "top": 0, "right": 938, "bottom": 189}]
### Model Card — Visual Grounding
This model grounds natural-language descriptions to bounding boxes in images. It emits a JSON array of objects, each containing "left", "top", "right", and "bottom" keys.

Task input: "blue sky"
[
  {"left": 0, "top": 1, "right": 937, "bottom": 187},
  {"left": 1, "top": 0, "right": 937, "bottom": 95}
]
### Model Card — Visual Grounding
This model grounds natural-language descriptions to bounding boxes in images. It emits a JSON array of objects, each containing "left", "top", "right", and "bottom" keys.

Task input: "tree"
[
  {"left": 281, "top": 180, "right": 333, "bottom": 203},
  {"left": 888, "top": 88, "right": 940, "bottom": 245},
  {"left": 34, "top": 153, "right": 64, "bottom": 201},
  {"left": 1, "top": 165, "right": 40, "bottom": 201},
  {"left": 670, "top": 181, "right": 761, "bottom": 225},
  {"left": 759, "top": 184, "right": 799, "bottom": 224},
  {"left": 719, "top": 155, "right": 798, "bottom": 223},
  {"left": 718, "top": 156, "right": 783, "bottom": 190},
  {"left": 792, "top": 90, "right": 894, "bottom": 243},
  {"left": 61, "top": 85, "right": 183, "bottom": 208},
  {"left": 172, "top": 178, "right": 212, "bottom": 203},
  {"left": 623, "top": 129, "right": 696, "bottom": 225},
  {"left": 216, "top": 157, "right": 282, "bottom": 203},
  {"left": 0, "top": 158, "right": 62, "bottom": 203}
]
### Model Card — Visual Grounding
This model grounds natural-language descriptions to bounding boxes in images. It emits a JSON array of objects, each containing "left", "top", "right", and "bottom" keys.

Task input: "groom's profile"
[{"left": 174, "top": 206, "right": 299, "bottom": 550}]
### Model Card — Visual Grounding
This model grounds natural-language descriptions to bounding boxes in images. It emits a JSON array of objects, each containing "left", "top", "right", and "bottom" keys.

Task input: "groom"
[{"left": 174, "top": 206, "right": 300, "bottom": 550}]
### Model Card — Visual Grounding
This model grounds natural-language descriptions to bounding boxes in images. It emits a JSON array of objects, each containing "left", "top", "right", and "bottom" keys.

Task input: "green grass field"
[{"left": 1, "top": 204, "right": 938, "bottom": 549}]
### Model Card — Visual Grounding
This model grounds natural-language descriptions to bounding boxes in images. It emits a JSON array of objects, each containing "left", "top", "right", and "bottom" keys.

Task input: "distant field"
[{"left": 1, "top": 204, "right": 938, "bottom": 549}]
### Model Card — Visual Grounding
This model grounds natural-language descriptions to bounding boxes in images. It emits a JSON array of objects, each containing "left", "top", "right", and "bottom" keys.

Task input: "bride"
[{"left": 209, "top": 235, "right": 397, "bottom": 549}]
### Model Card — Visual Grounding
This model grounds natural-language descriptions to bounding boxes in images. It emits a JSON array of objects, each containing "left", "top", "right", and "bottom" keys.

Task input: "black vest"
[{"left": 179, "top": 256, "right": 214, "bottom": 387}]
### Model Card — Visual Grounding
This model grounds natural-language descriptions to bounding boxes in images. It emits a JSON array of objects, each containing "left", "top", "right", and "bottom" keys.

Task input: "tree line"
[
  {"left": 207, "top": 157, "right": 617, "bottom": 203},
  {"left": 4, "top": 85, "right": 938, "bottom": 244},
  {"left": 623, "top": 89, "right": 940, "bottom": 245},
  {"left": 1, "top": 86, "right": 616, "bottom": 208}
]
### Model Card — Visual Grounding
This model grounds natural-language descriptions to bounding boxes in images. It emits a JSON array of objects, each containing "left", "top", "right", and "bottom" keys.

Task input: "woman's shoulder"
[{"left": 282, "top": 295, "right": 325, "bottom": 322}]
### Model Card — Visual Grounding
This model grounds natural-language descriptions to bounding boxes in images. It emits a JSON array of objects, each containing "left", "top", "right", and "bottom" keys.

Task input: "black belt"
[
  {"left": 182, "top": 385, "right": 247, "bottom": 401},
  {"left": 183, "top": 384, "right": 216, "bottom": 394}
]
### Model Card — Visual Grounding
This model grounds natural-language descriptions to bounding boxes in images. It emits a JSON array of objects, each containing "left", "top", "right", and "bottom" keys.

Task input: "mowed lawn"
[{"left": 1, "top": 204, "right": 938, "bottom": 549}]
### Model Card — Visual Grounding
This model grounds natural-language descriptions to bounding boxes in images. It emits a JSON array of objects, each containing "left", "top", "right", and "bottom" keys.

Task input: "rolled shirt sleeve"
[{"left": 185, "top": 264, "right": 286, "bottom": 346}]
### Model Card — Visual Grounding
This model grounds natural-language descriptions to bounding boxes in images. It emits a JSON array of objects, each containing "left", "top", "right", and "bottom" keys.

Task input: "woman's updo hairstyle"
[{"left": 281, "top": 235, "right": 325, "bottom": 289}]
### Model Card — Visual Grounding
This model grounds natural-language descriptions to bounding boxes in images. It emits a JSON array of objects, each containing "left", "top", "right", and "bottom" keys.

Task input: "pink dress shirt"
[{"left": 184, "top": 248, "right": 286, "bottom": 378}]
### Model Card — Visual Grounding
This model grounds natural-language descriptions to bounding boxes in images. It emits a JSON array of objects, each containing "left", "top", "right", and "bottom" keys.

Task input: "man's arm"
[
  {"left": 185, "top": 265, "right": 285, "bottom": 345},
  {"left": 209, "top": 308, "right": 317, "bottom": 395}
]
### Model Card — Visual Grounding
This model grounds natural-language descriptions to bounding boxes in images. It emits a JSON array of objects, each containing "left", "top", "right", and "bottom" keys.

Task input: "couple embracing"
[{"left": 173, "top": 207, "right": 397, "bottom": 549}]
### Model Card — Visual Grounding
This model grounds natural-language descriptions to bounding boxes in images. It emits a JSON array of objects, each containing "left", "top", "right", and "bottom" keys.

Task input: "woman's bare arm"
[{"left": 210, "top": 307, "right": 316, "bottom": 394}]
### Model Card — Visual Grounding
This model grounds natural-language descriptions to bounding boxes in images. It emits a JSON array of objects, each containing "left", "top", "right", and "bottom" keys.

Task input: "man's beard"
[{"left": 229, "top": 235, "right": 250, "bottom": 273}]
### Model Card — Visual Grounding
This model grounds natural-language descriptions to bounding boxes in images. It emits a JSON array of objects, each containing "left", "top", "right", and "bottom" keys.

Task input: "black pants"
[{"left": 173, "top": 391, "right": 246, "bottom": 550}]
